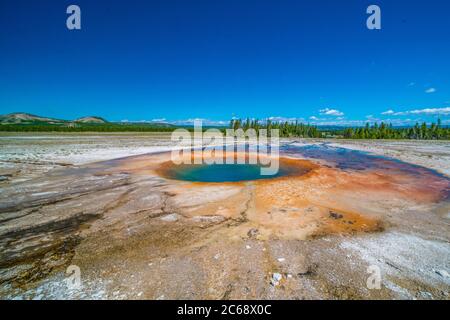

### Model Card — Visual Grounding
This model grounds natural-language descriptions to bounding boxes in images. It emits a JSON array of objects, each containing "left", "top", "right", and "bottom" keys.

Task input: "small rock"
[
  {"left": 160, "top": 213, "right": 180, "bottom": 222},
  {"left": 214, "top": 253, "right": 220, "bottom": 260},
  {"left": 329, "top": 211, "right": 343, "bottom": 219},
  {"left": 277, "top": 258, "right": 286, "bottom": 263},
  {"left": 246, "top": 245, "right": 251, "bottom": 250},
  {"left": 137, "top": 292, "right": 143, "bottom": 297},
  {"left": 247, "top": 228, "right": 259, "bottom": 238},
  {"left": 434, "top": 269, "right": 450, "bottom": 278},
  {"left": 192, "top": 215, "right": 225, "bottom": 223},
  {"left": 96, "top": 290, "right": 106, "bottom": 297},
  {"left": 297, "top": 263, "right": 317, "bottom": 276},
  {"left": 271, "top": 273, "right": 282, "bottom": 286},
  {"left": 273, "top": 273, "right": 282, "bottom": 281},
  {"left": 419, "top": 291, "right": 433, "bottom": 299}
]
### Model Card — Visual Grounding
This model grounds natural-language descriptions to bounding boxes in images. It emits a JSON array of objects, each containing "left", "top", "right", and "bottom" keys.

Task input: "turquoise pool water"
[
  {"left": 163, "top": 163, "right": 292, "bottom": 182},
  {"left": 157, "top": 144, "right": 449, "bottom": 200}
]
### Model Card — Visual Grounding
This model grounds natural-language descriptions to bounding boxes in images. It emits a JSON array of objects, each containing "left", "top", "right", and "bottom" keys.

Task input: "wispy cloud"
[
  {"left": 121, "top": 119, "right": 168, "bottom": 123},
  {"left": 408, "top": 107, "right": 450, "bottom": 115},
  {"left": 306, "top": 117, "right": 429, "bottom": 127},
  {"left": 120, "top": 118, "right": 228, "bottom": 126},
  {"left": 425, "top": 87, "right": 436, "bottom": 93},
  {"left": 319, "top": 108, "right": 344, "bottom": 116},
  {"left": 365, "top": 115, "right": 381, "bottom": 121},
  {"left": 381, "top": 107, "right": 450, "bottom": 116},
  {"left": 267, "top": 116, "right": 305, "bottom": 123},
  {"left": 120, "top": 108, "right": 449, "bottom": 128},
  {"left": 170, "top": 118, "right": 228, "bottom": 126}
]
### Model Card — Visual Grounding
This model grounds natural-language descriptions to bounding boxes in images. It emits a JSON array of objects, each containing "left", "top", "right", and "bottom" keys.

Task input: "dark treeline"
[
  {"left": 230, "top": 118, "right": 450, "bottom": 140},
  {"left": 1, "top": 119, "right": 449, "bottom": 140},
  {"left": 342, "top": 119, "right": 450, "bottom": 140},
  {"left": 229, "top": 118, "right": 322, "bottom": 138}
]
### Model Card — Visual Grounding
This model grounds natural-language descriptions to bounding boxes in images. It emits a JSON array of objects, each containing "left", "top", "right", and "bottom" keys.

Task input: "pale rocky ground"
[
  {"left": 0, "top": 133, "right": 178, "bottom": 184},
  {"left": 0, "top": 133, "right": 449, "bottom": 300}
]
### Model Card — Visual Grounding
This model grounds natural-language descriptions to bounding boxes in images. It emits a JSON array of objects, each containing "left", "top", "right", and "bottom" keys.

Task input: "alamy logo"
[
  {"left": 367, "top": 5, "right": 381, "bottom": 30},
  {"left": 65, "top": 265, "right": 81, "bottom": 290},
  {"left": 366, "top": 265, "right": 382, "bottom": 289},
  {"left": 65, "top": 5, "right": 380, "bottom": 31},
  {"left": 171, "top": 120, "right": 280, "bottom": 176},
  {"left": 66, "top": 5, "right": 81, "bottom": 30}
]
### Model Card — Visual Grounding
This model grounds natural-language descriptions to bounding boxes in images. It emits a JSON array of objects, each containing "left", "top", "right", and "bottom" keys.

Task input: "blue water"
[
  {"left": 280, "top": 143, "right": 450, "bottom": 200},
  {"left": 281, "top": 143, "right": 440, "bottom": 175},
  {"left": 61, "top": 143, "right": 449, "bottom": 200},
  {"left": 163, "top": 163, "right": 295, "bottom": 182}
]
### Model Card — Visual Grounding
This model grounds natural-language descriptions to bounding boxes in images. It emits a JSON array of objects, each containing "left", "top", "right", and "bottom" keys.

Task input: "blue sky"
[{"left": 0, "top": 0, "right": 449, "bottom": 125}]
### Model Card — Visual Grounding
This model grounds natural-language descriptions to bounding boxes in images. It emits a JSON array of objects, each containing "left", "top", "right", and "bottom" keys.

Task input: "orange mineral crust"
[
  {"left": 107, "top": 150, "right": 449, "bottom": 240},
  {"left": 1, "top": 140, "right": 449, "bottom": 300}
]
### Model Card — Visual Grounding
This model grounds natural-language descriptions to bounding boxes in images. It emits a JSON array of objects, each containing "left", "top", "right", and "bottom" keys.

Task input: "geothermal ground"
[{"left": 0, "top": 133, "right": 449, "bottom": 300}]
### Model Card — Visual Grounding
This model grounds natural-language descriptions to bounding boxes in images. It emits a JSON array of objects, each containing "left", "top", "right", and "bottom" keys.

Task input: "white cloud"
[
  {"left": 408, "top": 107, "right": 450, "bottom": 115},
  {"left": 307, "top": 117, "right": 429, "bottom": 127},
  {"left": 319, "top": 108, "right": 344, "bottom": 116},
  {"left": 118, "top": 118, "right": 228, "bottom": 126},
  {"left": 151, "top": 118, "right": 167, "bottom": 122},
  {"left": 425, "top": 87, "right": 436, "bottom": 93},
  {"left": 365, "top": 115, "right": 381, "bottom": 121},
  {"left": 121, "top": 107, "right": 449, "bottom": 128},
  {"left": 171, "top": 118, "right": 228, "bottom": 126},
  {"left": 408, "top": 82, "right": 415, "bottom": 87},
  {"left": 267, "top": 116, "right": 305, "bottom": 123},
  {"left": 381, "top": 107, "right": 450, "bottom": 116}
]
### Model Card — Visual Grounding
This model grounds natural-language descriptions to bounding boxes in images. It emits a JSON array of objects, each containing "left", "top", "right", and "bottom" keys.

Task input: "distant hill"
[
  {"left": 75, "top": 116, "right": 108, "bottom": 123},
  {"left": 0, "top": 112, "right": 180, "bottom": 132},
  {"left": 0, "top": 112, "right": 66, "bottom": 124},
  {"left": 0, "top": 113, "right": 109, "bottom": 125}
]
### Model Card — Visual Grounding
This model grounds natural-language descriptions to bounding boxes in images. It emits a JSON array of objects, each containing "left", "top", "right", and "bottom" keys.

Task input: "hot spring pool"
[{"left": 158, "top": 162, "right": 307, "bottom": 183}]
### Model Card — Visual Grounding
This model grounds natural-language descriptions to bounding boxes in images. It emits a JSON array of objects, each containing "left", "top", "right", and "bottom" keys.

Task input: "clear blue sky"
[{"left": 0, "top": 0, "right": 449, "bottom": 125}]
